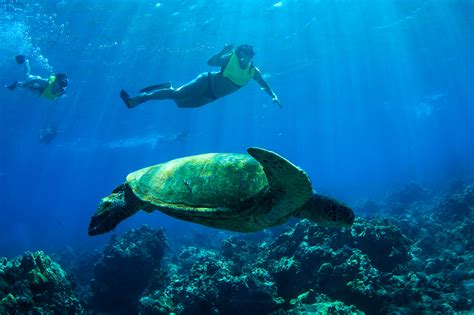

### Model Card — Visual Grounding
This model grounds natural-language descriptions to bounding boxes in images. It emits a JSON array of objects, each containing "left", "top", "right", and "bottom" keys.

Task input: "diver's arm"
[
  {"left": 207, "top": 44, "right": 234, "bottom": 66},
  {"left": 253, "top": 68, "right": 282, "bottom": 108}
]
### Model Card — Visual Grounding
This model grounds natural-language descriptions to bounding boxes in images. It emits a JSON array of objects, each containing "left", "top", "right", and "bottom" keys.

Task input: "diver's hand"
[{"left": 272, "top": 96, "right": 282, "bottom": 109}]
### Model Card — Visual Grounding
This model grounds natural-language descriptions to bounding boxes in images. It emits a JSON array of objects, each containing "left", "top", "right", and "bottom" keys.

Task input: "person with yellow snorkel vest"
[
  {"left": 5, "top": 55, "right": 68, "bottom": 100},
  {"left": 120, "top": 44, "right": 281, "bottom": 109}
]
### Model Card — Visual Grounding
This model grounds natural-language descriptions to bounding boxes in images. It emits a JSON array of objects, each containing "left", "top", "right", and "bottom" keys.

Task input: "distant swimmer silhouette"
[
  {"left": 5, "top": 55, "right": 68, "bottom": 100},
  {"left": 120, "top": 44, "right": 282, "bottom": 109},
  {"left": 39, "top": 126, "right": 63, "bottom": 144}
]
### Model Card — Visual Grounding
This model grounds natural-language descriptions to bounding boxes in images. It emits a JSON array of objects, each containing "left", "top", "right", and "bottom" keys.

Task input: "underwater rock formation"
[
  {"left": 271, "top": 290, "right": 364, "bottom": 314},
  {"left": 358, "top": 181, "right": 474, "bottom": 314},
  {"left": 265, "top": 220, "right": 389, "bottom": 313},
  {"left": 80, "top": 203, "right": 474, "bottom": 315},
  {"left": 20, "top": 180, "right": 468, "bottom": 315},
  {"left": 0, "top": 251, "right": 82, "bottom": 314},
  {"left": 435, "top": 184, "right": 474, "bottom": 221},
  {"left": 139, "top": 246, "right": 284, "bottom": 315},
  {"left": 88, "top": 225, "right": 168, "bottom": 314},
  {"left": 389, "top": 182, "right": 430, "bottom": 204}
]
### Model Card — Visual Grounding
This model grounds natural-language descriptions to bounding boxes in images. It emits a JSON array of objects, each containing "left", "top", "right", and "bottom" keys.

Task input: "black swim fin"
[
  {"left": 5, "top": 81, "right": 18, "bottom": 91},
  {"left": 120, "top": 89, "right": 137, "bottom": 108},
  {"left": 15, "top": 55, "right": 26, "bottom": 64},
  {"left": 139, "top": 82, "right": 172, "bottom": 93}
]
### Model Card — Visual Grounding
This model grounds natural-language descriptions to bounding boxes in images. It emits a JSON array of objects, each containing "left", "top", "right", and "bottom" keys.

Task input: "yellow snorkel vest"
[
  {"left": 222, "top": 52, "right": 256, "bottom": 86},
  {"left": 40, "top": 75, "right": 62, "bottom": 100}
]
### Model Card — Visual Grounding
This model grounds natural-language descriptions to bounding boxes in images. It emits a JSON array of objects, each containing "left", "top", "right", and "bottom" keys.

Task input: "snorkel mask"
[{"left": 235, "top": 44, "right": 255, "bottom": 58}]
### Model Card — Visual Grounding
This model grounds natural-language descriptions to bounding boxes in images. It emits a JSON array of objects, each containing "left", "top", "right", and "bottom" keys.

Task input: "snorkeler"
[
  {"left": 5, "top": 55, "right": 68, "bottom": 100},
  {"left": 120, "top": 44, "right": 282, "bottom": 109},
  {"left": 39, "top": 126, "right": 63, "bottom": 144}
]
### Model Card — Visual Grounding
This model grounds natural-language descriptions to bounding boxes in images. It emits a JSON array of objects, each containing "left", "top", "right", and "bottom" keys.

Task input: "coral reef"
[
  {"left": 3, "top": 181, "right": 474, "bottom": 314},
  {"left": 388, "top": 182, "right": 430, "bottom": 205},
  {"left": 88, "top": 225, "right": 168, "bottom": 314},
  {"left": 139, "top": 245, "right": 284, "bottom": 315},
  {"left": 0, "top": 251, "right": 82, "bottom": 314},
  {"left": 79, "top": 178, "right": 474, "bottom": 314},
  {"left": 82, "top": 203, "right": 473, "bottom": 314},
  {"left": 272, "top": 290, "right": 364, "bottom": 314}
]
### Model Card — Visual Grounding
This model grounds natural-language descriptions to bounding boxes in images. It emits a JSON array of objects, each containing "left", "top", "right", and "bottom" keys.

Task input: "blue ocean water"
[{"left": 0, "top": 0, "right": 473, "bottom": 258}]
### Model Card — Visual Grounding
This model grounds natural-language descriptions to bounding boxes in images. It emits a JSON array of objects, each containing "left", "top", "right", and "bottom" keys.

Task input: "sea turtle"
[{"left": 88, "top": 147, "right": 354, "bottom": 236}]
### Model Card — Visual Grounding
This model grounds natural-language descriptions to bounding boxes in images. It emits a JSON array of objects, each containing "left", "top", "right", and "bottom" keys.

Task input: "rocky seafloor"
[{"left": 1, "top": 181, "right": 473, "bottom": 314}]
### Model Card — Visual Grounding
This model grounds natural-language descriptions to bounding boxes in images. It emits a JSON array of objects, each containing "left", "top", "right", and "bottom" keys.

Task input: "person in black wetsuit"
[{"left": 120, "top": 44, "right": 281, "bottom": 109}]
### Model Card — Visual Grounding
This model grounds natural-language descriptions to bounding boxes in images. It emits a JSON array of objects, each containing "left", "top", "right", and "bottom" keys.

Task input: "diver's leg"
[
  {"left": 175, "top": 96, "right": 212, "bottom": 108},
  {"left": 173, "top": 73, "right": 216, "bottom": 108},
  {"left": 120, "top": 88, "right": 178, "bottom": 108},
  {"left": 17, "top": 58, "right": 43, "bottom": 89},
  {"left": 23, "top": 58, "right": 32, "bottom": 79},
  {"left": 18, "top": 78, "right": 44, "bottom": 88},
  {"left": 121, "top": 73, "right": 210, "bottom": 108},
  {"left": 139, "top": 82, "right": 172, "bottom": 93},
  {"left": 6, "top": 56, "right": 31, "bottom": 91},
  {"left": 173, "top": 73, "right": 209, "bottom": 98}
]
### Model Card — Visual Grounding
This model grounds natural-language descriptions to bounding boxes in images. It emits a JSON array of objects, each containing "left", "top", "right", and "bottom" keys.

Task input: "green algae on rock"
[{"left": 0, "top": 251, "right": 82, "bottom": 314}]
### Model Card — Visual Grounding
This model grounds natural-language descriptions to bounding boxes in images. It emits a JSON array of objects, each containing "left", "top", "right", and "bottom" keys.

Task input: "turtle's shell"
[{"left": 126, "top": 153, "right": 268, "bottom": 212}]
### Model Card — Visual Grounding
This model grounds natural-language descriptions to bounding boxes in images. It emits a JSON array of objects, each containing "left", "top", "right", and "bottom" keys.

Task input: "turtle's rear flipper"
[
  {"left": 139, "top": 82, "right": 172, "bottom": 93},
  {"left": 247, "top": 147, "right": 313, "bottom": 226},
  {"left": 294, "top": 194, "right": 355, "bottom": 227}
]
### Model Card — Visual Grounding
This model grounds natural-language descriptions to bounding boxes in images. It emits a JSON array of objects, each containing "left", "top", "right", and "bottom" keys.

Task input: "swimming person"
[
  {"left": 5, "top": 55, "right": 68, "bottom": 100},
  {"left": 39, "top": 126, "right": 63, "bottom": 144},
  {"left": 120, "top": 44, "right": 282, "bottom": 109}
]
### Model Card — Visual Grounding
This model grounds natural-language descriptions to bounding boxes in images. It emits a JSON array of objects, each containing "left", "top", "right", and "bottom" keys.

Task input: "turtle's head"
[
  {"left": 294, "top": 193, "right": 355, "bottom": 228},
  {"left": 88, "top": 184, "right": 141, "bottom": 236}
]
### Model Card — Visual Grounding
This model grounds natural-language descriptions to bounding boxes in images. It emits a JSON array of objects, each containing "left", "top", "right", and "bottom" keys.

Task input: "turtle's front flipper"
[
  {"left": 247, "top": 147, "right": 313, "bottom": 226},
  {"left": 88, "top": 183, "right": 144, "bottom": 236}
]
